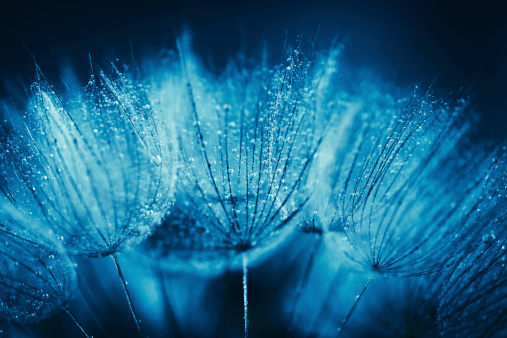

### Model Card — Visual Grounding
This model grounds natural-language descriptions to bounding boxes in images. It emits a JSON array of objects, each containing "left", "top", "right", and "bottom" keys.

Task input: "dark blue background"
[{"left": 1, "top": 0, "right": 506, "bottom": 139}]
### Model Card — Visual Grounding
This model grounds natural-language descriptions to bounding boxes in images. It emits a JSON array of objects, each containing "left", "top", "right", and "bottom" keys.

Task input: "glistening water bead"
[
  {"left": 0, "top": 229, "right": 91, "bottom": 337},
  {"left": 0, "top": 64, "right": 177, "bottom": 337}
]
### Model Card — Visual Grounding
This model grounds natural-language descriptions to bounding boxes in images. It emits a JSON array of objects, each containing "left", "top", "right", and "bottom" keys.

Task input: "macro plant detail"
[
  {"left": 0, "top": 64, "right": 176, "bottom": 336},
  {"left": 437, "top": 151, "right": 507, "bottom": 338},
  {"left": 145, "top": 35, "right": 324, "bottom": 336},
  {"left": 176, "top": 36, "right": 320, "bottom": 253},
  {"left": 326, "top": 90, "right": 471, "bottom": 273},
  {"left": 1, "top": 66, "right": 175, "bottom": 256},
  {"left": 0, "top": 229, "right": 86, "bottom": 336},
  {"left": 0, "top": 29, "right": 505, "bottom": 338}
]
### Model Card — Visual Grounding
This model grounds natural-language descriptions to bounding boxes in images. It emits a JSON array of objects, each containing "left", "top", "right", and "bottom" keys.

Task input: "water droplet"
[{"left": 152, "top": 155, "right": 162, "bottom": 166}]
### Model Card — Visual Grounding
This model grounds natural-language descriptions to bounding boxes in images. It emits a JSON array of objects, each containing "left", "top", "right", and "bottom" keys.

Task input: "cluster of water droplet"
[
  {"left": 309, "top": 84, "right": 494, "bottom": 276},
  {"left": 436, "top": 152, "right": 507, "bottom": 337},
  {"left": 0, "top": 229, "right": 75, "bottom": 325},
  {"left": 145, "top": 35, "right": 327, "bottom": 270},
  {"left": 0, "top": 65, "right": 176, "bottom": 258}
]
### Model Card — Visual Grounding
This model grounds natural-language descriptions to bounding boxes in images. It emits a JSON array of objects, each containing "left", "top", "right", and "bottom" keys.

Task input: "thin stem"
[
  {"left": 337, "top": 276, "right": 374, "bottom": 337},
  {"left": 242, "top": 253, "right": 249, "bottom": 338},
  {"left": 287, "top": 235, "right": 323, "bottom": 333},
  {"left": 64, "top": 307, "right": 91, "bottom": 338},
  {"left": 111, "top": 253, "right": 144, "bottom": 337}
]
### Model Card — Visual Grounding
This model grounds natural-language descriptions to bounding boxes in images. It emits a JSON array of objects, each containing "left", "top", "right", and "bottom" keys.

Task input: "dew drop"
[{"left": 152, "top": 155, "right": 162, "bottom": 166}]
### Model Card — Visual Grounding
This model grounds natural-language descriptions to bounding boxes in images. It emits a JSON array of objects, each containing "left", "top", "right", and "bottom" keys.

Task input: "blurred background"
[
  {"left": 0, "top": 1, "right": 506, "bottom": 337},
  {"left": 1, "top": 0, "right": 506, "bottom": 138}
]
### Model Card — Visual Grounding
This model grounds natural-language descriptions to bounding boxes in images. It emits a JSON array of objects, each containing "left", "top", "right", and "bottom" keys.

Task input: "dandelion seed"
[
  {"left": 0, "top": 228, "right": 89, "bottom": 337},
  {"left": 145, "top": 33, "right": 322, "bottom": 337},
  {"left": 438, "top": 152, "right": 507, "bottom": 337},
  {"left": 325, "top": 86, "right": 490, "bottom": 276},
  {"left": 306, "top": 76, "right": 499, "bottom": 335},
  {"left": 438, "top": 236, "right": 507, "bottom": 337},
  {"left": 0, "top": 63, "right": 177, "bottom": 337}
]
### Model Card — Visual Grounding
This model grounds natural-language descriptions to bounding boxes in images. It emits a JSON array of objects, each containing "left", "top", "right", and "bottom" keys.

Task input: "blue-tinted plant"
[
  {"left": 144, "top": 33, "right": 324, "bottom": 337},
  {"left": 439, "top": 242, "right": 507, "bottom": 337},
  {"left": 308, "top": 82, "right": 497, "bottom": 335},
  {"left": 337, "top": 93, "right": 490, "bottom": 270},
  {"left": 438, "top": 151, "right": 507, "bottom": 338},
  {"left": 0, "top": 28, "right": 505, "bottom": 337},
  {"left": 0, "top": 228, "right": 88, "bottom": 336},
  {"left": 282, "top": 43, "right": 346, "bottom": 334},
  {"left": 0, "top": 64, "right": 176, "bottom": 336}
]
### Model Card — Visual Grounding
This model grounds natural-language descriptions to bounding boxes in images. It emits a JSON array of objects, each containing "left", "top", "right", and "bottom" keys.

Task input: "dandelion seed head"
[
  {"left": 437, "top": 155, "right": 507, "bottom": 336},
  {"left": 312, "top": 77, "right": 491, "bottom": 276},
  {"left": 144, "top": 36, "right": 329, "bottom": 268},
  {"left": 0, "top": 65, "right": 177, "bottom": 257},
  {"left": 0, "top": 229, "right": 75, "bottom": 324}
]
